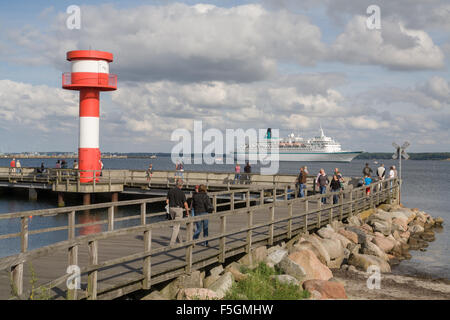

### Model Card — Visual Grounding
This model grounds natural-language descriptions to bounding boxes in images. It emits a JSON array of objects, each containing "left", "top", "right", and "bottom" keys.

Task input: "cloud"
[
  {"left": 8, "top": 3, "right": 326, "bottom": 83},
  {"left": 330, "top": 16, "right": 445, "bottom": 70}
]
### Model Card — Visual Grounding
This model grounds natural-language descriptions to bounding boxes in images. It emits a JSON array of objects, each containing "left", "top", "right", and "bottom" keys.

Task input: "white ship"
[{"left": 235, "top": 128, "right": 363, "bottom": 162}]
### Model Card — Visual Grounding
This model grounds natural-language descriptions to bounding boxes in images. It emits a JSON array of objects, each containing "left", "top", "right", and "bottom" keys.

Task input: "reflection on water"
[{"left": 78, "top": 210, "right": 102, "bottom": 236}]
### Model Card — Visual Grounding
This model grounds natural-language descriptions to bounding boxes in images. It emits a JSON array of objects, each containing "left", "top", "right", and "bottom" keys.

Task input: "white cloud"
[
  {"left": 9, "top": 3, "right": 326, "bottom": 83},
  {"left": 331, "top": 16, "right": 445, "bottom": 70}
]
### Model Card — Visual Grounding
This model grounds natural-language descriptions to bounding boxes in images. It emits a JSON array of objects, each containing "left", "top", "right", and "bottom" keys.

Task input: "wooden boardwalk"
[{"left": 0, "top": 178, "right": 399, "bottom": 300}]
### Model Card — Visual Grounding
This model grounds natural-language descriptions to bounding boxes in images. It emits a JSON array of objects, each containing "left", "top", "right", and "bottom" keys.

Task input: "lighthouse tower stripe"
[
  {"left": 79, "top": 117, "right": 99, "bottom": 149},
  {"left": 72, "top": 60, "right": 110, "bottom": 74}
]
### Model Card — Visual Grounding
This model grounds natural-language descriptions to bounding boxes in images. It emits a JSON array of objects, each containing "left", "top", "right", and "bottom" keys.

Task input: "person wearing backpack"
[{"left": 192, "top": 184, "right": 213, "bottom": 246}]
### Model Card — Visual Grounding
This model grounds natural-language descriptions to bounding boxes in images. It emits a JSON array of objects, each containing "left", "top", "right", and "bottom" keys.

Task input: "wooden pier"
[{"left": 0, "top": 176, "right": 399, "bottom": 300}]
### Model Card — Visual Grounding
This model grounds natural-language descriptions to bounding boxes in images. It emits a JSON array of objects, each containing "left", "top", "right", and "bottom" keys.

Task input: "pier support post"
[
  {"left": 111, "top": 192, "right": 118, "bottom": 202},
  {"left": 83, "top": 193, "right": 91, "bottom": 206},
  {"left": 28, "top": 188, "right": 38, "bottom": 201},
  {"left": 58, "top": 192, "right": 65, "bottom": 207}
]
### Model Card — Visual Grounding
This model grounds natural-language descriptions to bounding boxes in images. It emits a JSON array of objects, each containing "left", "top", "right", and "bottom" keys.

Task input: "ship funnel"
[{"left": 266, "top": 128, "right": 272, "bottom": 139}]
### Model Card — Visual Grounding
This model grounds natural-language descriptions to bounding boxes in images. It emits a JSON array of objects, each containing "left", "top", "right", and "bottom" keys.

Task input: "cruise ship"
[{"left": 235, "top": 128, "right": 363, "bottom": 162}]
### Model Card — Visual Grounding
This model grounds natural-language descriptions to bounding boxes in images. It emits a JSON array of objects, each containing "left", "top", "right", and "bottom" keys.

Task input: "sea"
[{"left": 0, "top": 157, "right": 448, "bottom": 280}]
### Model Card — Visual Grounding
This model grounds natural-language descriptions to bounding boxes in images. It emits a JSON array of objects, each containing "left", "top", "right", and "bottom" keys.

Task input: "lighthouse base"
[{"left": 79, "top": 148, "right": 101, "bottom": 183}]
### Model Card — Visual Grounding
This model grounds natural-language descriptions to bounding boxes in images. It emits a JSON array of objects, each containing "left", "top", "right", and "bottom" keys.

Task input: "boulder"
[
  {"left": 363, "top": 240, "right": 389, "bottom": 261},
  {"left": 270, "top": 274, "right": 300, "bottom": 286},
  {"left": 160, "top": 271, "right": 204, "bottom": 299},
  {"left": 330, "top": 220, "right": 345, "bottom": 232},
  {"left": 360, "top": 224, "right": 373, "bottom": 234},
  {"left": 369, "top": 219, "right": 392, "bottom": 236},
  {"left": 177, "top": 288, "right": 219, "bottom": 300},
  {"left": 278, "top": 249, "right": 333, "bottom": 282},
  {"left": 252, "top": 246, "right": 268, "bottom": 263},
  {"left": 320, "top": 238, "right": 344, "bottom": 260},
  {"left": 347, "top": 216, "right": 362, "bottom": 227},
  {"left": 435, "top": 217, "right": 444, "bottom": 226},
  {"left": 338, "top": 229, "right": 358, "bottom": 244},
  {"left": 395, "top": 208, "right": 416, "bottom": 224},
  {"left": 372, "top": 236, "right": 395, "bottom": 253},
  {"left": 317, "top": 227, "right": 351, "bottom": 249},
  {"left": 348, "top": 253, "right": 391, "bottom": 273},
  {"left": 409, "top": 224, "right": 424, "bottom": 234},
  {"left": 347, "top": 243, "right": 361, "bottom": 255},
  {"left": 301, "top": 235, "right": 331, "bottom": 265},
  {"left": 204, "top": 274, "right": 221, "bottom": 288},
  {"left": 292, "top": 241, "right": 328, "bottom": 266},
  {"left": 392, "top": 217, "right": 408, "bottom": 232},
  {"left": 265, "top": 248, "right": 288, "bottom": 267},
  {"left": 208, "top": 272, "right": 234, "bottom": 299},
  {"left": 346, "top": 226, "right": 368, "bottom": 244},
  {"left": 328, "top": 255, "right": 345, "bottom": 269},
  {"left": 303, "top": 280, "right": 348, "bottom": 300},
  {"left": 225, "top": 262, "right": 248, "bottom": 282},
  {"left": 209, "top": 265, "right": 224, "bottom": 277},
  {"left": 420, "top": 231, "right": 435, "bottom": 242}
]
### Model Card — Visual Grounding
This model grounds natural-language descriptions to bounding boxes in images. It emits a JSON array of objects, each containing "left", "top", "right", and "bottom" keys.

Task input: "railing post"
[
  {"left": 219, "top": 216, "right": 226, "bottom": 263},
  {"left": 269, "top": 206, "right": 275, "bottom": 246},
  {"left": 88, "top": 240, "right": 98, "bottom": 300},
  {"left": 230, "top": 191, "right": 235, "bottom": 211},
  {"left": 260, "top": 189, "right": 264, "bottom": 205},
  {"left": 142, "top": 229, "right": 152, "bottom": 290},
  {"left": 213, "top": 195, "right": 217, "bottom": 213},
  {"left": 108, "top": 205, "right": 114, "bottom": 231},
  {"left": 246, "top": 190, "right": 250, "bottom": 208},
  {"left": 317, "top": 200, "right": 322, "bottom": 228},
  {"left": 67, "top": 210, "right": 78, "bottom": 300},
  {"left": 185, "top": 222, "right": 193, "bottom": 273},
  {"left": 246, "top": 210, "right": 253, "bottom": 253},
  {"left": 11, "top": 216, "right": 29, "bottom": 298},
  {"left": 339, "top": 191, "right": 344, "bottom": 220},
  {"left": 284, "top": 185, "right": 288, "bottom": 201},
  {"left": 141, "top": 202, "right": 146, "bottom": 225},
  {"left": 287, "top": 202, "right": 293, "bottom": 239}
]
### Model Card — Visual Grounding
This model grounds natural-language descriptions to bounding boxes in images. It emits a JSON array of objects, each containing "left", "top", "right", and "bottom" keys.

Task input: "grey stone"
[
  {"left": 208, "top": 272, "right": 234, "bottom": 299},
  {"left": 278, "top": 255, "right": 307, "bottom": 281},
  {"left": 265, "top": 248, "right": 288, "bottom": 266},
  {"left": 270, "top": 274, "right": 300, "bottom": 286},
  {"left": 209, "top": 265, "right": 224, "bottom": 277}
]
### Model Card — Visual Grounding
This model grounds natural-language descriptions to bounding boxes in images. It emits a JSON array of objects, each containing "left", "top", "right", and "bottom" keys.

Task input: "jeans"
[
  {"left": 193, "top": 211, "right": 209, "bottom": 245},
  {"left": 298, "top": 184, "right": 306, "bottom": 198},
  {"left": 320, "top": 186, "right": 327, "bottom": 204},
  {"left": 234, "top": 174, "right": 241, "bottom": 184},
  {"left": 331, "top": 189, "right": 340, "bottom": 204}
]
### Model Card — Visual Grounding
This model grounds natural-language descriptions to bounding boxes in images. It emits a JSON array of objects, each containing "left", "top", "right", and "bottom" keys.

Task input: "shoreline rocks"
[{"left": 140, "top": 203, "right": 443, "bottom": 301}]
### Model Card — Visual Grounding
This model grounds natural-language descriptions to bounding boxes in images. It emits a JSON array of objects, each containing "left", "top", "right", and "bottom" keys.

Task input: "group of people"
[
  {"left": 9, "top": 158, "right": 22, "bottom": 174},
  {"left": 361, "top": 162, "right": 398, "bottom": 195},
  {"left": 166, "top": 179, "right": 213, "bottom": 247},
  {"left": 234, "top": 161, "right": 252, "bottom": 184}
]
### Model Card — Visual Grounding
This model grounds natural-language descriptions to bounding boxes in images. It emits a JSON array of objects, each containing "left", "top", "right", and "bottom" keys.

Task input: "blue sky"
[{"left": 0, "top": 0, "right": 449, "bottom": 153}]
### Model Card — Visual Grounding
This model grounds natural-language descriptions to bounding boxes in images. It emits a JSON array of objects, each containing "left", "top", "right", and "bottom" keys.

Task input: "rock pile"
[{"left": 141, "top": 204, "right": 443, "bottom": 300}]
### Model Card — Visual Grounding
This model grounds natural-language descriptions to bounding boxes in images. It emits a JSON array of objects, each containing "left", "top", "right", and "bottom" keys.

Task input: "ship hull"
[{"left": 234, "top": 151, "right": 363, "bottom": 162}]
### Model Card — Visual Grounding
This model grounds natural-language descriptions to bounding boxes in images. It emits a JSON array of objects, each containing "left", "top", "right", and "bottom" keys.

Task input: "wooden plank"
[
  {"left": 219, "top": 216, "right": 226, "bottom": 263},
  {"left": 88, "top": 240, "right": 98, "bottom": 300},
  {"left": 142, "top": 230, "right": 151, "bottom": 290}
]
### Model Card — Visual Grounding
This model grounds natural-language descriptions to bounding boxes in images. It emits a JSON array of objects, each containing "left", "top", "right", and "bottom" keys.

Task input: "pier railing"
[
  {"left": 0, "top": 167, "right": 324, "bottom": 192},
  {"left": 0, "top": 177, "right": 399, "bottom": 300}
]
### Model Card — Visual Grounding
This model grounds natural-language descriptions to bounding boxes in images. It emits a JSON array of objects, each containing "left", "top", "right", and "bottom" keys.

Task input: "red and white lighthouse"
[{"left": 62, "top": 50, "right": 117, "bottom": 183}]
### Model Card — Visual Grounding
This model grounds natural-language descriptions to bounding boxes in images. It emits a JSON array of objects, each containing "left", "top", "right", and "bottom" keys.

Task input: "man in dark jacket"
[
  {"left": 363, "top": 163, "right": 373, "bottom": 177},
  {"left": 297, "top": 166, "right": 308, "bottom": 198},
  {"left": 166, "top": 179, "right": 189, "bottom": 245},
  {"left": 192, "top": 185, "right": 213, "bottom": 246}
]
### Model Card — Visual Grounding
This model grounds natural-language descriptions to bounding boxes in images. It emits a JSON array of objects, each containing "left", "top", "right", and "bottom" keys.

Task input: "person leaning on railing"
[{"left": 192, "top": 184, "right": 213, "bottom": 246}]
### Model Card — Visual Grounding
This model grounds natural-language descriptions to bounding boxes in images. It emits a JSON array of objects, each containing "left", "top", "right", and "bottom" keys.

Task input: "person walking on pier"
[
  {"left": 330, "top": 175, "right": 341, "bottom": 204},
  {"left": 234, "top": 163, "right": 241, "bottom": 184},
  {"left": 363, "top": 163, "right": 373, "bottom": 177},
  {"left": 316, "top": 169, "right": 329, "bottom": 204},
  {"left": 146, "top": 164, "right": 153, "bottom": 188},
  {"left": 167, "top": 179, "right": 189, "bottom": 246},
  {"left": 244, "top": 161, "right": 252, "bottom": 184},
  {"left": 16, "top": 159, "right": 22, "bottom": 174},
  {"left": 9, "top": 158, "right": 16, "bottom": 174},
  {"left": 297, "top": 166, "right": 308, "bottom": 198},
  {"left": 192, "top": 185, "right": 213, "bottom": 246},
  {"left": 377, "top": 163, "right": 386, "bottom": 191},
  {"left": 364, "top": 174, "right": 372, "bottom": 196}
]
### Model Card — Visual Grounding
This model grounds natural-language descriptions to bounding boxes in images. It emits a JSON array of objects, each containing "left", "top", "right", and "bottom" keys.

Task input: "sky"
[{"left": 0, "top": 0, "right": 449, "bottom": 153}]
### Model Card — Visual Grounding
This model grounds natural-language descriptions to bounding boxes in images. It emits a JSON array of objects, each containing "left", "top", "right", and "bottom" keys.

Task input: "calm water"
[{"left": 0, "top": 157, "right": 448, "bottom": 279}]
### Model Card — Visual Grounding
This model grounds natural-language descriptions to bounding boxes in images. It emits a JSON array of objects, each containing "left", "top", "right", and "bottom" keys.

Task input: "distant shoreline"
[{"left": 1, "top": 152, "right": 449, "bottom": 161}]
